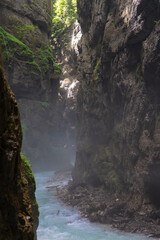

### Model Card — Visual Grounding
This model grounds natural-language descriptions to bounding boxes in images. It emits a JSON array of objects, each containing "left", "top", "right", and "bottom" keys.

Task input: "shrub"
[{"left": 52, "top": 0, "right": 77, "bottom": 41}]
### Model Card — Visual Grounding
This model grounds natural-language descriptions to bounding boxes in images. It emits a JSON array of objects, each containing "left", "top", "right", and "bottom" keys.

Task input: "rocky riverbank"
[
  {"left": 66, "top": 1, "right": 160, "bottom": 238},
  {"left": 56, "top": 177, "right": 160, "bottom": 239}
]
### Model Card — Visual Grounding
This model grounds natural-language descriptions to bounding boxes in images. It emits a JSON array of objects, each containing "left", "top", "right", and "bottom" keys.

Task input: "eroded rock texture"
[
  {"left": 0, "top": 0, "right": 60, "bottom": 169},
  {"left": 0, "top": 0, "right": 53, "bottom": 99},
  {"left": 73, "top": 0, "right": 160, "bottom": 217},
  {"left": 0, "top": 46, "right": 38, "bottom": 239}
]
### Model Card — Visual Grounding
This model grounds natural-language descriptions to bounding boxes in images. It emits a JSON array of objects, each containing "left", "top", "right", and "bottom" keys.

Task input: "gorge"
[{"left": 0, "top": 0, "right": 160, "bottom": 239}]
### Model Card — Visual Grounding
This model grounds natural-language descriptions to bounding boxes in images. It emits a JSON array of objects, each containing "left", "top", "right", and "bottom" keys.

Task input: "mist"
[
  {"left": 16, "top": 18, "right": 82, "bottom": 173},
  {"left": 20, "top": 88, "right": 77, "bottom": 172}
]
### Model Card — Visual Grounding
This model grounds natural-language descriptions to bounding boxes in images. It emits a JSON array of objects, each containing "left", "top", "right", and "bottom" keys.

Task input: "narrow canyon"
[{"left": 0, "top": 0, "right": 160, "bottom": 239}]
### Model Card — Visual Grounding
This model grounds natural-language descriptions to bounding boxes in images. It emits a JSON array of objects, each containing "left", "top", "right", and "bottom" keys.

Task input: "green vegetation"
[
  {"left": 21, "top": 152, "right": 39, "bottom": 210},
  {"left": 21, "top": 152, "right": 34, "bottom": 179},
  {"left": 26, "top": 61, "right": 41, "bottom": 72},
  {"left": 35, "top": 46, "right": 61, "bottom": 74},
  {"left": 53, "top": 61, "right": 62, "bottom": 73},
  {"left": 53, "top": 0, "right": 77, "bottom": 27},
  {"left": 0, "top": 26, "right": 61, "bottom": 74},
  {"left": 154, "top": 19, "right": 160, "bottom": 24},
  {"left": 93, "top": 58, "right": 101, "bottom": 83},
  {"left": 21, "top": 152, "right": 35, "bottom": 190},
  {"left": 0, "top": 26, "right": 33, "bottom": 62},
  {"left": 94, "top": 58, "right": 101, "bottom": 74},
  {"left": 13, "top": 23, "right": 36, "bottom": 42},
  {"left": 52, "top": 0, "right": 77, "bottom": 41},
  {"left": 40, "top": 101, "right": 50, "bottom": 107},
  {"left": 20, "top": 152, "right": 35, "bottom": 188},
  {"left": 40, "top": 101, "right": 50, "bottom": 111}
]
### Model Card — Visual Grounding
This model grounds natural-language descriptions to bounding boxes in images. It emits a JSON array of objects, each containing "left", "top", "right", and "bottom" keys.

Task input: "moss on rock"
[
  {"left": 21, "top": 152, "right": 39, "bottom": 237},
  {"left": 0, "top": 26, "right": 61, "bottom": 74}
]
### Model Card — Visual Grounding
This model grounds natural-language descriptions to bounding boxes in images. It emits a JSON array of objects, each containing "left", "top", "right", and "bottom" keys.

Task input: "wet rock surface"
[
  {"left": 69, "top": 0, "right": 160, "bottom": 237},
  {"left": 57, "top": 181, "right": 160, "bottom": 238},
  {"left": 54, "top": 21, "right": 82, "bottom": 167},
  {"left": 0, "top": 0, "right": 53, "bottom": 99},
  {"left": 0, "top": 46, "right": 38, "bottom": 239},
  {"left": 0, "top": 0, "right": 60, "bottom": 169}
]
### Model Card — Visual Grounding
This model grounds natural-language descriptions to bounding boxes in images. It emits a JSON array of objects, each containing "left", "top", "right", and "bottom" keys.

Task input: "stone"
[
  {"left": 0, "top": 45, "right": 38, "bottom": 239},
  {"left": 0, "top": 0, "right": 60, "bottom": 169},
  {"left": 71, "top": 0, "right": 160, "bottom": 236}
]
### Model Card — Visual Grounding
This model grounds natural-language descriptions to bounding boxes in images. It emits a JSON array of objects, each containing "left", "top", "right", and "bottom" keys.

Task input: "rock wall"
[
  {"left": 0, "top": 0, "right": 61, "bottom": 170},
  {"left": 0, "top": 45, "right": 38, "bottom": 239},
  {"left": 56, "top": 22, "right": 82, "bottom": 167},
  {"left": 73, "top": 0, "right": 160, "bottom": 214},
  {"left": 0, "top": 0, "right": 54, "bottom": 99}
]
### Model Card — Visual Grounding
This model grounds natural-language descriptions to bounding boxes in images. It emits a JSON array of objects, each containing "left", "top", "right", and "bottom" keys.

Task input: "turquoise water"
[{"left": 35, "top": 172, "right": 150, "bottom": 240}]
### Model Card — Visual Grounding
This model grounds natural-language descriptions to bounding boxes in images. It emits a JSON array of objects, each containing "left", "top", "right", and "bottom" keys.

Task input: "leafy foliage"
[
  {"left": 0, "top": 26, "right": 61, "bottom": 74},
  {"left": 0, "top": 26, "right": 33, "bottom": 62},
  {"left": 52, "top": 0, "right": 77, "bottom": 41},
  {"left": 35, "top": 46, "right": 61, "bottom": 74}
]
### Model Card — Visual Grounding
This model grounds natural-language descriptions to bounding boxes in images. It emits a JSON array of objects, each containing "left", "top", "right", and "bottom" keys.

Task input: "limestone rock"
[
  {"left": 0, "top": 0, "right": 61, "bottom": 168},
  {"left": 0, "top": 45, "right": 38, "bottom": 239},
  {"left": 73, "top": 0, "right": 160, "bottom": 215}
]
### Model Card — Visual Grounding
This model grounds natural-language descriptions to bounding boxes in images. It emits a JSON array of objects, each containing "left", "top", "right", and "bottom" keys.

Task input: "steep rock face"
[
  {"left": 0, "top": 46, "right": 38, "bottom": 239},
  {"left": 56, "top": 22, "right": 82, "bottom": 166},
  {"left": 73, "top": 0, "right": 160, "bottom": 214},
  {"left": 0, "top": 0, "right": 53, "bottom": 99},
  {"left": 0, "top": 0, "right": 60, "bottom": 169}
]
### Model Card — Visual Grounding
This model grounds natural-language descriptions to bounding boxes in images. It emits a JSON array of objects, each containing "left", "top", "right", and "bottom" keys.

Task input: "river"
[{"left": 35, "top": 171, "right": 150, "bottom": 240}]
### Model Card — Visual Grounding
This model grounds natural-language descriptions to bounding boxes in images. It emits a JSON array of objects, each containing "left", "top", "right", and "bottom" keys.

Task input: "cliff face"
[
  {"left": 0, "top": 0, "right": 53, "bottom": 99},
  {"left": 73, "top": 0, "right": 160, "bottom": 214},
  {"left": 0, "top": 46, "right": 38, "bottom": 239},
  {"left": 0, "top": 0, "right": 61, "bottom": 169}
]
